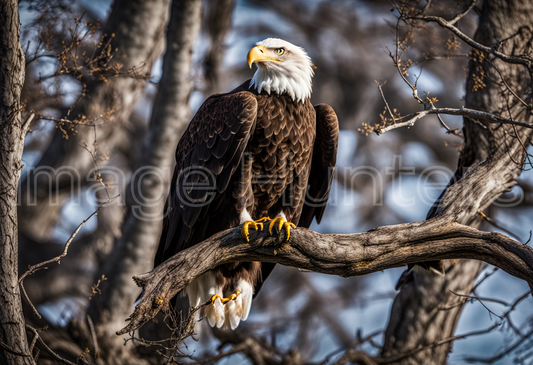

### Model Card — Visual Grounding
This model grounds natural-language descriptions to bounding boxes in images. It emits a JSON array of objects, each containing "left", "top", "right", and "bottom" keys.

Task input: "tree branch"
[
  {"left": 405, "top": 13, "right": 533, "bottom": 73},
  {"left": 375, "top": 106, "right": 532, "bottom": 135},
  {"left": 117, "top": 218, "right": 533, "bottom": 335},
  {"left": 18, "top": 196, "right": 118, "bottom": 319}
]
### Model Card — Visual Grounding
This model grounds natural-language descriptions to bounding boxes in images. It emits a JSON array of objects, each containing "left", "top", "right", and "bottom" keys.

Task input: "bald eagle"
[{"left": 154, "top": 38, "right": 339, "bottom": 330}]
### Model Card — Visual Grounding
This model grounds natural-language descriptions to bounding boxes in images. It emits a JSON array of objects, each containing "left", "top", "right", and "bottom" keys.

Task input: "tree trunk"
[
  {"left": 0, "top": 1, "right": 33, "bottom": 364},
  {"left": 382, "top": 0, "right": 533, "bottom": 363},
  {"left": 18, "top": 0, "right": 171, "bottom": 241},
  {"left": 87, "top": 0, "right": 203, "bottom": 362},
  {"left": 202, "top": 0, "right": 235, "bottom": 96}
]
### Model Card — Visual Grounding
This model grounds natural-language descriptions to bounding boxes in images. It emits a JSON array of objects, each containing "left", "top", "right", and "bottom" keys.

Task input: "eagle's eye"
[{"left": 274, "top": 48, "right": 285, "bottom": 55}]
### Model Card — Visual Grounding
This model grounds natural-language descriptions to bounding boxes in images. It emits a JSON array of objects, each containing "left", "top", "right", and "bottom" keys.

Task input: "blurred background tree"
[{"left": 0, "top": 0, "right": 531, "bottom": 364}]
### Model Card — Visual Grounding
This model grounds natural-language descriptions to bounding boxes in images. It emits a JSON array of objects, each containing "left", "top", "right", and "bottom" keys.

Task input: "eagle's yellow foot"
[
  {"left": 269, "top": 216, "right": 296, "bottom": 241},
  {"left": 211, "top": 290, "right": 241, "bottom": 305},
  {"left": 240, "top": 217, "right": 270, "bottom": 242}
]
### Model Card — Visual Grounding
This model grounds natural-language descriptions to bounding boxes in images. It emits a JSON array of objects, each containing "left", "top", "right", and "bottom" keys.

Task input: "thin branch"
[
  {"left": 374, "top": 107, "right": 532, "bottom": 135},
  {"left": 489, "top": 58, "right": 532, "bottom": 111},
  {"left": 35, "top": 113, "right": 104, "bottom": 128},
  {"left": 478, "top": 211, "right": 522, "bottom": 242},
  {"left": 19, "top": 195, "right": 119, "bottom": 318},
  {"left": 427, "top": 96, "right": 463, "bottom": 136},
  {"left": 464, "top": 327, "right": 533, "bottom": 363},
  {"left": 381, "top": 323, "right": 501, "bottom": 364},
  {"left": 449, "top": 290, "right": 503, "bottom": 319},
  {"left": 123, "top": 301, "right": 207, "bottom": 358},
  {"left": 405, "top": 14, "right": 533, "bottom": 72},
  {"left": 0, "top": 337, "right": 31, "bottom": 358},
  {"left": 512, "top": 123, "right": 533, "bottom": 170},
  {"left": 500, "top": 291, "right": 530, "bottom": 336},
  {"left": 87, "top": 315, "right": 99, "bottom": 358},
  {"left": 25, "top": 325, "right": 80, "bottom": 365},
  {"left": 376, "top": 81, "right": 396, "bottom": 123},
  {"left": 334, "top": 321, "right": 506, "bottom": 365},
  {"left": 472, "top": 266, "right": 498, "bottom": 292},
  {"left": 22, "top": 112, "right": 35, "bottom": 135},
  {"left": 410, "top": 53, "right": 469, "bottom": 68},
  {"left": 389, "top": 19, "right": 423, "bottom": 104},
  {"left": 336, "top": 349, "right": 378, "bottom": 365},
  {"left": 420, "top": 0, "right": 432, "bottom": 15},
  {"left": 448, "top": 0, "right": 477, "bottom": 26}
]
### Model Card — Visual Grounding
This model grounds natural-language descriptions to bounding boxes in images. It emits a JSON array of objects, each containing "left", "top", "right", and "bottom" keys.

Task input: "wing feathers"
[
  {"left": 154, "top": 90, "right": 258, "bottom": 265},
  {"left": 299, "top": 103, "right": 339, "bottom": 228}
]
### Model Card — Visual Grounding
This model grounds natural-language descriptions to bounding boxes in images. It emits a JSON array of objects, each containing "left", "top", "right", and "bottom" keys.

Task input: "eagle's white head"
[{"left": 247, "top": 38, "right": 314, "bottom": 103}]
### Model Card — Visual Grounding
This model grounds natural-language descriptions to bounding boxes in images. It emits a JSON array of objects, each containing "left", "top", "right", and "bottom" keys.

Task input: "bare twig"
[
  {"left": 374, "top": 106, "right": 532, "bottom": 135},
  {"left": 0, "top": 337, "right": 31, "bottom": 358},
  {"left": 336, "top": 349, "right": 378, "bottom": 365},
  {"left": 25, "top": 325, "right": 80, "bottom": 365},
  {"left": 448, "top": 0, "right": 477, "bottom": 26},
  {"left": 123, "top": 300, "right": 207, "bottom": 359},
  {"left": 22, "top": 112, "right": 35, "bottom": 135},
  {"left": 449, "top": 290, "right": 503, "bottom": 319},
  {"left": 87, "top": 315, "right": 99, "bottom": 358},
  {"left": 404, "top": 14, "right": 533, "bottom": 72},
  {"left": 376, "top": 81, "right": 396, "bottom": 123},
  {"left": 489, "top": 58, "right": 532, "bottom": 111},
  {"left": 381, "top": 323, "right": 501, "bottom": 364},
  {"left": 478, "top": 211, "right": 522, "bottom": 242},
  {"left": 464, "top": 327, "right": 533, "bottom": 363},
  {"left": 19, "top": 195, "right": 119, "bottom": 318},
  {"left": 472, "top": 266, "right": 498, "bottom": 292}
]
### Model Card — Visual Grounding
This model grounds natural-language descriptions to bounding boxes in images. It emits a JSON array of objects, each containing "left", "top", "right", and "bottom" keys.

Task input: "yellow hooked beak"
[{"left": 247, "top": 45, "right": 281, "bottom": 68}]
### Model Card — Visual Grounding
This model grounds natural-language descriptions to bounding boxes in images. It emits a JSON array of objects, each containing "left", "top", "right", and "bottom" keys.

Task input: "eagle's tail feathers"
[
  {"left": 239, "top": 280, "right": 253, "bottom": 321},
  {"left": 187, "top": 272, "right": 225, "bottom": 328},
  {"left": 186, "top": 278, "right": 201, "bottom": 308},
  {"left": 226, "top": 300, "right": 241, "bottom": 330},
  {"left": 206, "top": 298, "right": 224, "bottom": 328},
  {"left": 189, "top": 274, "right": 254, "bottom": 330},
  {"left": 224, "top": 279, "right": 254, "bottom": 329}
]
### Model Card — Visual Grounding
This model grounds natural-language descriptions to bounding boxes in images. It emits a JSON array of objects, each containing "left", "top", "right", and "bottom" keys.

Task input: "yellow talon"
[
  {"left": 269, "top": 216, "right": 296, "bottom": 241},
  {"left": 210, "top": 290, "right": 241, "bottom": 305},
  {"left": 268, "top": 217, "right": 281, "bottom": 235},
  {"left": 240, "top": 220, "right": 264, "bottom": 242},
  {"left": 241, "top": 221, "right": 262, "bottom": 242},
  {"left": 211, "top": 294, "right": 221, "bottom": 303},
  {"left": 285, "top": 222, "right": 296, "bottom": 240}
]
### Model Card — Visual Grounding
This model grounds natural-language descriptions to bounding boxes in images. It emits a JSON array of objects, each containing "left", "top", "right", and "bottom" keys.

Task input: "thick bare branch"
[{"left": 117, "top": 219, "right": 533, "bottom": 335}]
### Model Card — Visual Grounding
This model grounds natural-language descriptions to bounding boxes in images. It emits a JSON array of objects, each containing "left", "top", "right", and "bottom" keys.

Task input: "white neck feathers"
[{"left": 249, "top": 39, "right": 314, "bottom": 103}]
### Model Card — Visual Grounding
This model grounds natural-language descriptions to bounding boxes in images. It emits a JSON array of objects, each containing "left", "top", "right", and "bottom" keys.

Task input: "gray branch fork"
[{"left": 117, "top": 218, "right": 533, "bottom": 335}]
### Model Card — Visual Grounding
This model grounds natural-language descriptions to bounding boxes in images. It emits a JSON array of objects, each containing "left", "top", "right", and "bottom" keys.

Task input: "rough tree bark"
[
  {"left": 0, "top": 1, "right": 33, "bottom": 364},
  {"left": 117, "top": 213, "right": 533, "bottom": 336},
  {"left": 18, "top": 0, "right": 171, "bottom": 241},
  {"left": 382, "top": 0, "right": 533, "bottom": 363},
  {"left": 86, "top": 0, "right": 203, "bottom": 362}
]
